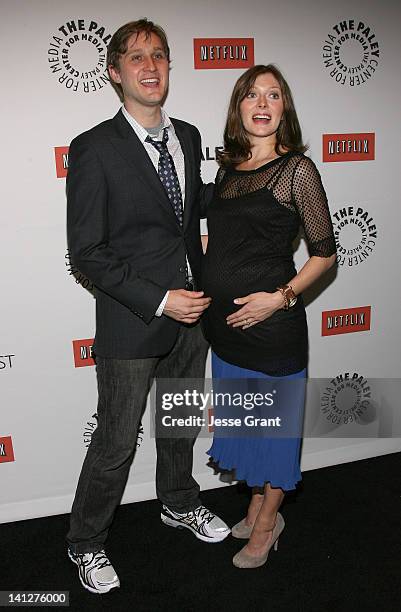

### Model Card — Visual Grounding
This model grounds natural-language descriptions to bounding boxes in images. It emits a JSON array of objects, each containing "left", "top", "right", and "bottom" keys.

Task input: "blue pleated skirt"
[{"left": 207, "top": 352, "right": 306, "bottom": 490}]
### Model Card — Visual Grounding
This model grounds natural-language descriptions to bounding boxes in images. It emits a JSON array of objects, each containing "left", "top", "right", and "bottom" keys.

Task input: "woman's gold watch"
[{"left": 276, "top": 284, "right": 297, "bottom": 310}]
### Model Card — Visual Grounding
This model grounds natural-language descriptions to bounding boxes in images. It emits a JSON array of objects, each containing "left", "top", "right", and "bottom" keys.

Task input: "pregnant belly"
[{"left": 202, "top": 256, "right": 296, "bottom": 301}]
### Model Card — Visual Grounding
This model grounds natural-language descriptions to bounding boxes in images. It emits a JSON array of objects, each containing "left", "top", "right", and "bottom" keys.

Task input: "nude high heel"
[
  {"left": 231, "top": 518, "right": 253, "bottom": 539},
  {"left": 231, "top": 511, "right": 283, "bottom": 540},
  {"left": 232, "top": 512, "right": 285, "bottom": 568}
]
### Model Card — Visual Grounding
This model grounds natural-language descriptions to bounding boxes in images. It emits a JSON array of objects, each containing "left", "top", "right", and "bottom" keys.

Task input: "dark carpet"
[{"left": 2, "top": 452, "right": 400, "bottom": 612}]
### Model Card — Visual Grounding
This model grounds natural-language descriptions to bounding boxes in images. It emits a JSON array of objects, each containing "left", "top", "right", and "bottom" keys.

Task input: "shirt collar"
[{"left": 121, "top": 105, "right": 172, "bottom": 142}]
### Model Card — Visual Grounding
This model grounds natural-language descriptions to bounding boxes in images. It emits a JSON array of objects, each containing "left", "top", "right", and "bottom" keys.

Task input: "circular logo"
[
  {"left": 322, "top": 19, "right": 380, "bottom": 86},
  {"left": 48, "top": 19, "right": 111, "bottom": 93},
  {"left": 83, "top": 414, "right": 144, "bottom": 449},
  {"left": 83, "top": 413, "right": 98, "bottom": 448},
  {"left": 321, "top": 373, "right": 371, "bottom": 425},
  {"left": 65, "top": 250, "right": 94, "bottom": 293},
  {"left": 332, "top": 205, "right": 377, "bottom": 267}
]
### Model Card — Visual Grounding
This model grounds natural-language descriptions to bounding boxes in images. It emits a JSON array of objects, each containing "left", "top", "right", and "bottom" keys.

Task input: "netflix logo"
[
  {"left": 0, "top": 436, "right": 15, "bottom": 463},
  {"left": 72, "top": 338, "right": 95, "bottom": 367},
  {"left": 54, "top": 146, "right": 69, "bottom": 178},
  {"left": 194, "top": 38, "right": 254, "bottom": 69},
  {"left": 322, "top": 306, "right": 371, "bottom": 336},
  {"left": 323, "top": 133, "right": 375, "bottom": 162}
]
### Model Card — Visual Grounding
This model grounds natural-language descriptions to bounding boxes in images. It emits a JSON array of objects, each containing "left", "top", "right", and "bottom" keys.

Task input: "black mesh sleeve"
[
  {"left": 216, "top": 166, "right": 227, "bottom": 186},
  {"left": 292, "top": 157, "right": 337, "bottom": 258}
]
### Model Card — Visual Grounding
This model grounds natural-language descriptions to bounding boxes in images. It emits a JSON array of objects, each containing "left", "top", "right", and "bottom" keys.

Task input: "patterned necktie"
[
  {"left": 146, "top": 128, "right": 193, "bottom": 290},
  {"left": 146, "top": 128, "right": 184, "bottom": 226}
]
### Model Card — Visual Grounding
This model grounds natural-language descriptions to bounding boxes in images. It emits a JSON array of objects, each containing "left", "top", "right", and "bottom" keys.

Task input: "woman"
[{"left": 202, "top": 64, "right": 336, "bottom": 568}]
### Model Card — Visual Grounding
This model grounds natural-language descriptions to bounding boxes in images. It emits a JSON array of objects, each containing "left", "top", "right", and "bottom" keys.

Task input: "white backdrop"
[{"left": 1, "top": 0, "right": 400, "bottom": 523}]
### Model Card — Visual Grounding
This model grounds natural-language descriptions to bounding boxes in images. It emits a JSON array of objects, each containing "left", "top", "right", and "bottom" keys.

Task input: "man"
[{"left": 66, "top": 19, "right": 229, "bottom": 595}]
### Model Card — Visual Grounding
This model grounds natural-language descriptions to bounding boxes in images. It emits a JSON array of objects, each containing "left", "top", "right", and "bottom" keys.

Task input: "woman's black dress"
[{"left": 202, "top": 152, "right": 337, "bottom": 377}]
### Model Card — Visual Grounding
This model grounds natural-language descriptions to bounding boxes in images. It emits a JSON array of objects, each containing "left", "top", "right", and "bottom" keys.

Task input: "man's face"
[{"left": 109, "top": 31, "right": 169, "bottom": 111}]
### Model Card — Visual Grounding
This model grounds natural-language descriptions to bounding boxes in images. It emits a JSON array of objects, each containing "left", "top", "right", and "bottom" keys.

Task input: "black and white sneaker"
[
  {"left": 68, "top": 548, "right": 120, "bottom": 594},
  {"left": 161, "top": 504, "right": 230, "bottom": 543}
]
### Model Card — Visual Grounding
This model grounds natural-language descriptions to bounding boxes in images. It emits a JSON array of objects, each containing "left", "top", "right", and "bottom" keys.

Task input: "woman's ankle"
[
  {"left": 246, "top": 495, "right": 264, "bottom": 524},
  {"left": 253, "top": 510, "right": 278, "bottom": 532}
]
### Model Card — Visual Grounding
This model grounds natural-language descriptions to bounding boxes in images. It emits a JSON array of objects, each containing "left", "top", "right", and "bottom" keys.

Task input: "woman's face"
[{"left": 239, "top": 72, "right": 284, "bottom": 142}]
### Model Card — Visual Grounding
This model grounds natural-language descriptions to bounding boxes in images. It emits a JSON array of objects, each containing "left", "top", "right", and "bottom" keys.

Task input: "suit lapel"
[{"left": 109, "top": 110, "right": 178, "bottom": 222}]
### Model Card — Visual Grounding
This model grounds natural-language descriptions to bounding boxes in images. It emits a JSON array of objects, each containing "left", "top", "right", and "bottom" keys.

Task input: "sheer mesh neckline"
[
  {"left": 214, "top": 153, "right": 337, "bottom": 260},
  {"left": 231, "top": 151, "right": 292, "bottom": 174}
]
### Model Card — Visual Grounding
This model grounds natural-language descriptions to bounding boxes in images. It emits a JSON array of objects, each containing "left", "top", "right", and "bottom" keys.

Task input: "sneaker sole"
[
  {"left": 67, "top": 550, "right": 120, "bottom": 595},
  {"left": 161, "top": 514, "right": 230, "bottom": 543}
]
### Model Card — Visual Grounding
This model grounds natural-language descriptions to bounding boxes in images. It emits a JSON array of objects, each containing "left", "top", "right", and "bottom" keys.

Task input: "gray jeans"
[{"left": 67, "top": 323, "right": 209, "bottom": 554}]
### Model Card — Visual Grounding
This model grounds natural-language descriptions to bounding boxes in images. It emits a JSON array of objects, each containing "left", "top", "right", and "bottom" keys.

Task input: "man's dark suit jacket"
[{"left": 67, "top": 109, "right": 212, "bottom": 358}]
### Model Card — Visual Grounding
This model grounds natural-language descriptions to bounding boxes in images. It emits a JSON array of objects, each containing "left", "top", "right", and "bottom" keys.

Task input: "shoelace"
[
  {"left": 77, "top": 551, "right": 111, "bottom": 570},
  {"left": 193, "top": 506, "right": 215, "bottom": 524},
  {"left": 92, "top": 552, "right": 112, "bottom": 570}
]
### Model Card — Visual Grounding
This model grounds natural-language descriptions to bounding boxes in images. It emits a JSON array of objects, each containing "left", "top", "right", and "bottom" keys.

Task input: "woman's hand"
[{"left": 226, "top": 291, "right": 285, "bottom": 329}]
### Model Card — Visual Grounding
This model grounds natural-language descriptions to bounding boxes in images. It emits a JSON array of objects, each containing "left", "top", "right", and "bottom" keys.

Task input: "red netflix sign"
[
  {"left": 54, "top": 146, "right": 69, "bottom": 178},
  {"left": 194, "top": 38, "right": 254, "bottom": 69},
  {"left": 72, "top": 338, "right": 95, "bottom": 367},
  {"left": 322, "top": 306, "right": 371, "bottom": 336},
  {"left": 0, "top": 436, "right": 15, "bottom": 463},
  {"left": 322, "top": 133, "right": 375, "bottom": 162}
]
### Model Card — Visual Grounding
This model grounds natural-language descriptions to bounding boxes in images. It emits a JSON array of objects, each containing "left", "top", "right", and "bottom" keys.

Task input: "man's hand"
[{"left": 163, "top": 290, "right": 211, "bottom": 324}]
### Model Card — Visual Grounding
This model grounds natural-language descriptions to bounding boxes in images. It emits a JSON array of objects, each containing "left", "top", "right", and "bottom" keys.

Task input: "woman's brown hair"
[{"left": 218, "top": 64, "right": 307, "bottom": 168}]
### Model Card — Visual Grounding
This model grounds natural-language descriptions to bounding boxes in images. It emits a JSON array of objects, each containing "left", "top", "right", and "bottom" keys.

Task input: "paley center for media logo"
[
  {"left": 83, "top": 413, "right": 98, "bottom": 447},
  {"left": 193, "top": 38, "right": 254, "bottom": 69},
  {"left": 65, "top": 249, "right": 94, "bottom": 292},
  {"left": 323, "top": 133, "right": 375, "bottom": 162},
  {"left": 322, "top": 19, "right": 380, "bottom": 86},
  {"left": 322, "top": 306, "right": 371, "bottom": 336},
  {"left": 47, "top": 19, "right": 111, "bottom": 93},
  {"left": 83, "top": 412, "right": 144, "bottom": 448},
  {"left": 321, "top": 372, "right": 372, "bottom": 426},
  {"left": 0, "top": 436, "right": 15, "bottom": 463},
  {"left": 72, "top": 338, "right": 95, "bottom": 368},
  {"left": 55, "top": 146, "right": 69, "bottom": 178},
  {"left": 332, "top": 205, "right": 377, "bottom": 267}
]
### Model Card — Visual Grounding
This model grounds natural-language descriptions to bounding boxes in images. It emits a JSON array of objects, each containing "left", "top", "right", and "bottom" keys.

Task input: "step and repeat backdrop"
[{"left": 1, "top": 0, "right": 400, "bottom": 523}]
